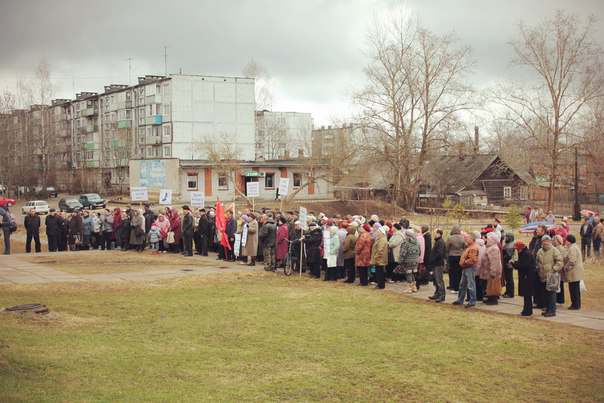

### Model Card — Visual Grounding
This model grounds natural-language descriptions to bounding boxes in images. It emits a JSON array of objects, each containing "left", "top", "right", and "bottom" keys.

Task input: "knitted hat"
[
  {"left": 404, "top": 229, "right": 416, "bottom": 238},
  {"left": 541, "top": 235, "right": 552, "bottom": 242},
  {"left": 362, "top": 224, "right": 371, "bottom": 232},
  {"left": 514, "top": 240, "right": 526, "bottom": 250}
]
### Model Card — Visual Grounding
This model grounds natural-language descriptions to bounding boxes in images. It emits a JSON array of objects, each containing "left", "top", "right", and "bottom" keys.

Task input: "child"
[{"left": 148, "top": 224, "right": 161, "bottom": 253}]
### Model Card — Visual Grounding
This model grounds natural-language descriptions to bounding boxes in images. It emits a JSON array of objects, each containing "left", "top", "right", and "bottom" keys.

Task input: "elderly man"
[
  {"left": 24, "top": 208, "right": 41, "bottom": 253},
  {"left": 453, "top": 232, "right": 479, "bottom": 308}
]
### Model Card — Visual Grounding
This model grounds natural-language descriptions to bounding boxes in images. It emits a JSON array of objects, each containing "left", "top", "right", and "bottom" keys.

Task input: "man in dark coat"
[
  {"left": 428, "top": 229, "right": 446, "bottom": 302},
  {"left": 579, "top": 217, "right": 593, "bottom": 260},
  {"left": 225, "top": 211, "right": 237, "bottom": 261},
  {"left": 196, "top": 209, "right": 210, "bottom": 256},
  {"left": 57, "top": 213, "right": 68, "bottom": 251},
  {"left": 512, "top": 240, "right": 536, "bottom": 316},
  {"left": 529, "top": 225, "right": 546, "bottom": 308},
  {"left": 0, "top": 206, "right": 12, "bottom": 255},
  {"left": 24, "top": 208, "right": 41, "bottom": 253},
  {"left": 45, "top": 209, "right": 60, "bottom": 252},
  {"left": 181, "top": 205, "right": 194, "bottom": 257},
  {"left": 69, "top": 212, "right": 84, "bottom": 251},
  {"left": 304, "top": 223, "right": 323, "bottom": 278},
  {"left": 143, "top": 204, "right": 156, "bottom": 244}
]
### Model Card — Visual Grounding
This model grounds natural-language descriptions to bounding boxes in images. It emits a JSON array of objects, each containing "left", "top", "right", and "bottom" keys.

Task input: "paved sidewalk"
[
  {"left": 0, "top": 253, "right": 253, "bottom": 285},
  {"left": 386, "top": 282, "right": 604, "bottom": 331}
]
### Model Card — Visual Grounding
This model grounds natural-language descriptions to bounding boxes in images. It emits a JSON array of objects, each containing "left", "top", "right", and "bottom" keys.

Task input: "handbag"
[
  {"left": 166, "top": 231, "right": 175, "bottom": 244},
  {"left": 545, "top": 271, "right": 561, "bottom": 292}
]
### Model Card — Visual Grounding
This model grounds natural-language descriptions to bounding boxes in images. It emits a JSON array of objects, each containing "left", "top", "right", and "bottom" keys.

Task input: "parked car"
[
  {"left": 21, "top": 200, "right": 50, "bottom": 215},
  {"left": 34, "top": 186, "right": 58, "bottom": 198},
  {"left": 79, "top": 193, "right": 106, "bottom": 210},
  {"left": 0, "top": 196, "right": 16, "bottom": 208},
  {"left": 58, "top": 198, "right": 83, "bottom": 213}
]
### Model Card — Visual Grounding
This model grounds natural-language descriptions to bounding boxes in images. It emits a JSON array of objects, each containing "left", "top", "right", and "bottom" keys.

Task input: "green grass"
[{"left": 1, "top": 273, "right": 603, "bottom": 402}]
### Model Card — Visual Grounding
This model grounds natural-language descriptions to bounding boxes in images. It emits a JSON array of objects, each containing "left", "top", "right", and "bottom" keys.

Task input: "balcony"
[
  {"left": 117, "top": 119, "right": 132, "bottom": 129},
  {"left": 145, "top": 94, "right": 161, "bottom": 104},
  {"left": 85, "top": 160, "right": 99, "bottom": 168},
  {"left": 144, "top": 115, "right": 163, "bottom": 125},
  {"left": 83, "top": 142, "right": 97, "bottom": 150},
  {"left": 81, "top": 107, "right": 98, "bottom": 117},
  {"left": 79, "top": 125, "right": 98, "bottom": 134}
]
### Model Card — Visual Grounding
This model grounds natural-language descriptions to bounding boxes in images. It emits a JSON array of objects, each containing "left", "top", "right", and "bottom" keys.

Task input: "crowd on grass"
[{"left": 1, "top": 204, "right": 603, "bottom": 317}]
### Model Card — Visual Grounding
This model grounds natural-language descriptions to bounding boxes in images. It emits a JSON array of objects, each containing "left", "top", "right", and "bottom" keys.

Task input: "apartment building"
[
  {"left": 255, "top": 111, "right": 312, "bottom": 160},
  {"left": 0, "top": 73, "right": 256, "bottom": 194}
]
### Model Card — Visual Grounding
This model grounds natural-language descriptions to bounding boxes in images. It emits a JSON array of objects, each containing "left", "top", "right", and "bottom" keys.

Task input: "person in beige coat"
[
  {"left": 536, "top": 235, "right": 563, "bottom": 317},
  {"left": 564, "top": 234, "right": 584, "bottom": 310},
  {"left": 370, "top": 227, "right": 388, "bottom": 289},
  {"left": 242, "top": 214, "right": 259, "bottom": 266}
]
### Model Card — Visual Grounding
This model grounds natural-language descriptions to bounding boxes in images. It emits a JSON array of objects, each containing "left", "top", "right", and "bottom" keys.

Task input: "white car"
[{"left": 21, "top": 200, "right": 50, "bottom": 215}]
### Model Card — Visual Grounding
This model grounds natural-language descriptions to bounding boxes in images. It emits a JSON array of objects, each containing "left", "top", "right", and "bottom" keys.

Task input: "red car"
[{"left": 0, "top": 196, "right": 16, "bottom": 208}]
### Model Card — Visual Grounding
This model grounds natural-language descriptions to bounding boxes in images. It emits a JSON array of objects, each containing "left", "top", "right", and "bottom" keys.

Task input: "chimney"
[{"left": 473, "top": 126, "right": 479, "bottom": 154}]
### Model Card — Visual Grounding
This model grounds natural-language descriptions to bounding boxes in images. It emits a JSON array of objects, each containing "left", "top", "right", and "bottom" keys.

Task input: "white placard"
[
  {"left": 190, "top": 192, "right": 205, "bottom": 208},
  {"left": 246, "top": 181, "right": 260, "bottom": 198},
  {"left": 159, "top": 189, "right": 172, "bottom": 205},
  {"left": 242, "top": 225, "right": 249, "bottom": 247},
  {"left": 130, "top": 187, "right": 148, "bottom": 202},
  {"left": 323, "top": 229, "right": 331, "bottom": 256},
  {"left": 299, "top": 207, "right": 307, "bottom": 228},
  {"left": 278, "top": 177, "right": 290, "bottom": 196},
  {"left": 234, "top": 233, "right": 241, "bottom": 257}
]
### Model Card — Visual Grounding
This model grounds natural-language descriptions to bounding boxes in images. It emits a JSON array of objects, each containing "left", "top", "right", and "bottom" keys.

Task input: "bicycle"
[{"left": 283, "top": 238, "right": 302, "bottom": 276}]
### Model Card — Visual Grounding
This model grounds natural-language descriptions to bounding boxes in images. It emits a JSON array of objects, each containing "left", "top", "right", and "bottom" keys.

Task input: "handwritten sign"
[
  {"left": 130, "top": 187, "right": 148, "bottom": 202},
  {"left": 190, "top": 192, "right": 205, "bottom": 208},
  {"left": 246, "top": 182, "right": 260, "bottom": 198},
  {"left": 278, "top": 177, "right": 289, "bottom": 196},
  {"left": 234, "top": 233, "right": 241, "bottom": 257},
  {"left": 159, "top": 189, "right": 172, "bottom": 205}
]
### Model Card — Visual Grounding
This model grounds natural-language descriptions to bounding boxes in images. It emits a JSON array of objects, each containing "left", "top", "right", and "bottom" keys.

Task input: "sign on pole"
[
  {"left": 299, "top": 206, "right": 308, "bottom": 229},
  {"left": 159, "top": 189, "right": 172, "bottom": 205},
  {"left": 246, "top": 181, "right": 260, "bottom": 198},
  {"left": 190, "top": 191, "right": 205, "bottom": 209},
  {"left": 130, "top": 187, "right": 148, "bottom": 202},
  {"left": 278, "top": 177, "right": 290, "bottom": 196}
]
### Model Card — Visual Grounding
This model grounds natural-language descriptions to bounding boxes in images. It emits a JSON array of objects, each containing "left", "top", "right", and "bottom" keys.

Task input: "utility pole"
[
  {"left": 164, "top": 46, "right": 168, "bottom": 76},
  {"left": 573, "top": 145, "right": 581, "bottom": 221}
]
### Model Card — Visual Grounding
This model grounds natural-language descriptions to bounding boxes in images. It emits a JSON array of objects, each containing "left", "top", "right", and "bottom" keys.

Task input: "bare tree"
[
  {"left": 354, "top": 13, "right": 473, "bottom": 210},
  {"left": 243, "top": 59, "right": 274, "bottom": 110},
  {"left": 491, "top": 11, "right": 604, "bottom": 211}
]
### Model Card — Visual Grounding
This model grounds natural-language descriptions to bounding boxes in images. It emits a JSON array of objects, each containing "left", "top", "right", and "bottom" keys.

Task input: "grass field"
[{"left": 1, "top": 273, "right": 603, "bottom": 402}]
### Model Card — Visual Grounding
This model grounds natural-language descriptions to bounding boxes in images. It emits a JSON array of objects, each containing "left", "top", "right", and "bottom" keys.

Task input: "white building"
[{"left": 255, "top": 111, "right": 312, "bottom": 160}]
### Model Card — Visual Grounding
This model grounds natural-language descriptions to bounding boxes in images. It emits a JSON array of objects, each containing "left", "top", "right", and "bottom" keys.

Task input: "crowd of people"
[{"left": 0, "top": 203, "right": 599, "bottom": 318}]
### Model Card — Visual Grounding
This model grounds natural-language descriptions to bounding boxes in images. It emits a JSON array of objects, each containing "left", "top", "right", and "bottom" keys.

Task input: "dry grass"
[{"left": 0, "top": 274, "right": 603, "bottom": 402}]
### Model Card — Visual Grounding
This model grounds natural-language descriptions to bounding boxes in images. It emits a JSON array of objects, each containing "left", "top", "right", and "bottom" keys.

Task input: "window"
[
  {"left": 519, "top": 185, "right": 528, "bottom": 201},
  {"left": 503, "top": 186, "right": 512, "bottom": 200},
  {"left": 265, "top": 173, "right": 274, "bottom": 188},
  {"left": 293, "top": 173, "right": 302, "bottom": 187},
  {"left": 163, "top": 145, "right": 171, "bottom": 157},
  {"left": 218, "top": 173, "right": 228, "bottom": 189},
  {"left": 187, "top": 174, "right": 198, "bottom": 190}
]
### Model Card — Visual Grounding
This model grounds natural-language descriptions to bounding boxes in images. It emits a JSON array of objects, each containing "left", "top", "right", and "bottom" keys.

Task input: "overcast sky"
[{"left": 1, "top": 0, "right": 602, "bottom": 125}]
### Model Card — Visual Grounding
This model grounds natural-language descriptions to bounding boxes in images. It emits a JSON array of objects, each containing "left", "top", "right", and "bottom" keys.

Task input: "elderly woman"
[
  {"left": 398, "top": 229, "right": 420, "bottom": 293},
  {"left": 446, "top": 225, "right": 466, "bottom": 292},
  {"left": 370, "top": 226, "right": 388, "bottom": 289},
  {"left": 553, "top": 234, "right": 568, "bottom": 305},
  {"left": 537, "top": 235, "right": 563, "bottom": 317},
  {"left": 564, "top": 234, "right": 584, "bottom": 310},
  {"left": 154, "top": 214, "right": 171, "bottom": 253},
  {"left": 129, "top": 209, "right": 146, "bottom": 252},
  {"left": 484, "top": 232, "right": 503, "bottom": 305},
  {"left": 242, "top": 213, "right": 258, "bottom": 266},
  {"left": 355, "top": 224, "right": 373, "bottom": 286},
  {"left": 513, "top": 240, "right": 537, "bottom": 316}
]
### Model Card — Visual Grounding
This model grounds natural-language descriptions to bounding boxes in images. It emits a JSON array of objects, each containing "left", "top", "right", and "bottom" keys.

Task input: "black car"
[
  {"left": 79, "top": 193, "right": 106, "bottom": 210},
  {"left": 58, "top": 198, "right": 83, "bottom": 213}
]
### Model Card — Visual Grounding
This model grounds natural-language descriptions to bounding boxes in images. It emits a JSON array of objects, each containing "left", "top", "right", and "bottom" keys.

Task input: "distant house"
[{"left": 420, "top": 154, "right": 533, "bottom": 207}]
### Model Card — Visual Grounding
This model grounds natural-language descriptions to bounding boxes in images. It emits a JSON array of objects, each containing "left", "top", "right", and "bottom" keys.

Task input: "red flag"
[{"left": 215, "top": 199, "right": 231, "bottom": 250}]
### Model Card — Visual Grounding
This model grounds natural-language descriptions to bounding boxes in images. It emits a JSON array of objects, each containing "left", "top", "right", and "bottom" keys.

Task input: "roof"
[{"left": 422, "top": 154, "right": 533, "bottom": 194}]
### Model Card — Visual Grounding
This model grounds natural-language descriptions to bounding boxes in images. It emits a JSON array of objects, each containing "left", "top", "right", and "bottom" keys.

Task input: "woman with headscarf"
[
  {"left": 275, "top": 216, "right": 289, "bottom": 268},
  {"left": 154, "top": 214, "right": 171, "bottom": 253},
  {"left": 111, "top": 208, "right": 122, "bottom": 249},
  {"left": 398, "top": 229, "right": 420, "bottom": 293},
  {"left": 484, "top": 232, "right": 503, "bottom": 305},
  {"left": 502, "top": 233, "right": 516, "bottom": 298},
  {"left": 168, "top": 207, "right": 182, "bottom": 253},
  {"left": 475, "top": 233, "right": 488, "bottom": 302},
  {"left": 553, "top": 234, "right": 568, "bottom": 305},
  {"left": 129, "top": 209, "right": 145, "bottom": 252},
  {"left": 355, "top": 224, "right": 373, "bottom": 286},
  {"left": 370, "top": 225, "right": 388, "bottom": 289}
]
